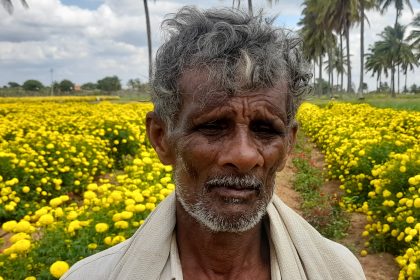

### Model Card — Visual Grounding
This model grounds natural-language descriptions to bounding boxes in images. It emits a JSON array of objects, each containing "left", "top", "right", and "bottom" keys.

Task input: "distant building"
[{"left": 74, "top": 84, "right": 81, "bottom": 91}]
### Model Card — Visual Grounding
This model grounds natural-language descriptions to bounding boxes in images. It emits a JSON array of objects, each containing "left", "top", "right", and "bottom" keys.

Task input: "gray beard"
[{"left": 175, "top": 173, "right": 273, "bottom": 233}]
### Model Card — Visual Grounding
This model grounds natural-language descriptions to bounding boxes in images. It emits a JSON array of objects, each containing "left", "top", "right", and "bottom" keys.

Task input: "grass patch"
[
  {"left": 306, "top": 93, "right": 420, "bottom": 111},
  {"left": 292, "top": 131, "right": 349, "bottom": 240}
]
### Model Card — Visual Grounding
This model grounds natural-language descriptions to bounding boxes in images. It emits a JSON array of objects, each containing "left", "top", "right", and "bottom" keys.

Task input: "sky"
[{"left": 0, "top": 0, "right": 419, "bottom": 92}]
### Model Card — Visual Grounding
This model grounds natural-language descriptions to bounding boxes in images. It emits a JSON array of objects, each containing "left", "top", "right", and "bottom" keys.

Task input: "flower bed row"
[
  {"left": 0, "top": 101, "right": 174, "bottom": 279},
  {"left": 0, "top": 96, "right": 119, "bottom": 104},
  {"left": 297, "top": 102, "right": 420, "bottom": 280}
]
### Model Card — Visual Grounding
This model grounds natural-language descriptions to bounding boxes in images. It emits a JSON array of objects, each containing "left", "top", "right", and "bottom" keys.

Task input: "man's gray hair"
[{"left": 152, "top": 6, "right": 311, "bottom": 130}]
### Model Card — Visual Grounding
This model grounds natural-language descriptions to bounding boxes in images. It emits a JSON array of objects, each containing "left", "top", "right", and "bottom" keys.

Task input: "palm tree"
[
  {"left": 248, "top": 0, "right": 253, "bottom": 14},
  {"left": 366, "top": 42, "right": 388, "bottom": 91},
  {"left": 300, "top": 1, "right": 326, "bottom": 96},
  {"left": 356, "top": 0, "right": 377, "bottom": 95},
  {"left": 407, "top": 13, "right": 420, "bottom": 48},
  {"left": 377, "top": 0, "right": 414, "bottom": 29},
  {"left": 399, "top": 43, "right": 418, "bottom": 91},
  {"left": 1, "top": 0, "right": 28, "bottom": 14},
  {"left": 325, "top": 44, "right": 348, "bottom": 92},
  {"left": 143, "top": 0, "right": 153, "bottom": 82},
  {"left": 245, "top": 0, "right": 280, "bottom": 15},
  {"left": 375, "top": 23, "right": 414, "bottom": 96},
  {"left": 314, "top": 0, "right": 360, "bottom": 93}
]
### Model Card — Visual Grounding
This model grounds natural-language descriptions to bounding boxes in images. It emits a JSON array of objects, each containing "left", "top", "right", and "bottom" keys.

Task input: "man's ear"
[
  {"left": 287, "top": 121, "right": 298, "bottom": 154},
  {"left": 146, "top": 112, "right": 175, "bottom": 165}
]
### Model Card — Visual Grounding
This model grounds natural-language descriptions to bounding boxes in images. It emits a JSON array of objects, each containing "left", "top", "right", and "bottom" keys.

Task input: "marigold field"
[
  {"left": 297, "top": 102, "right": 420, "bottom": 280},
  {"left": 0, "top": 98, "right": 419, "bottom": 279},
  {"left": 0, "top": 98, "right": 174, "bottom": 279}
]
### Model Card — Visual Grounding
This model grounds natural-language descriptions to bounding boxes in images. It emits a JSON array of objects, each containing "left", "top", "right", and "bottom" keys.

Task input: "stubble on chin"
[{"left": 174, "top": 162, "right": 275, "bottom": 233}]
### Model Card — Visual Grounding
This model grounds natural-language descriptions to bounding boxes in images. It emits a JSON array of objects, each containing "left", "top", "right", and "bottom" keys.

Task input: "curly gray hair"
[{"left": 152, "top": 6, "right": 311, "bottom": 130}]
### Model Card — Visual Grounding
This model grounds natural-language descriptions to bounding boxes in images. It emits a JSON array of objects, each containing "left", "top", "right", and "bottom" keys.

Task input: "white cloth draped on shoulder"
[{"left": 61, "top": 192, "right": 366, "bottom": 280}]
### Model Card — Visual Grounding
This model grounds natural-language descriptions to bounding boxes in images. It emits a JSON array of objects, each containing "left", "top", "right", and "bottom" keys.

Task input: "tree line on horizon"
[{"left": 0, "top": 76, "right": 150, "bottom": 95}]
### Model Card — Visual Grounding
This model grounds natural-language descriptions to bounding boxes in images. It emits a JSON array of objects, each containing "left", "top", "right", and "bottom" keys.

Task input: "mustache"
[{"left": 205, "top": 175, "right": 264, "bottom": 191}]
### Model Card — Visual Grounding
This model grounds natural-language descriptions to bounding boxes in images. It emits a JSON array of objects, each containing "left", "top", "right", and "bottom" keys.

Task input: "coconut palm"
[
  {"left": 248, "top": 0, "right": 253, "bottom": 14},
  {"left": 407, "top": 13, "right": 420, "bottom": 49},
  {"left": 356, "top": 0, "right": 377, "bottom": 95},
  {"left": 325, "top": 44, "right": 348, "bottom": 91},
  {"left": 300, "top": 0, "right": 336, "bottom": 96},
  {"left": 143, "top": 0, "right": 153, "bottom": 82},
  {"left": 366, "top": 43, "right": 388, "bottom": 91},
  {"left": 1, "top": 0, "right": 28, "bottom": 14},
  {"left": 399, "top": 43, "right": 418, "bottom": 91},
  {"left": 377, "top": 0, "right": 414, "bottom": 28},
  {"left": 375, "top": 23, "right": 414, "bottom": 96},
  {"left": 313, "top": 0, "right": 360, "bottom": 93}
]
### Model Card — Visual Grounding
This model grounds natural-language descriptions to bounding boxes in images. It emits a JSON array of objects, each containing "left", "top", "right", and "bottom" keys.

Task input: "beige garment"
[{"left": 61, "top": 192, "right": 366, "bottom": 280}]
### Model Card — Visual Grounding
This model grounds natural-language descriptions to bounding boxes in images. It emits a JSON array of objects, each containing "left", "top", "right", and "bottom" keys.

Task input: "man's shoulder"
[{"left": 60, "top": 239, "right": 130, "bottom": 280}]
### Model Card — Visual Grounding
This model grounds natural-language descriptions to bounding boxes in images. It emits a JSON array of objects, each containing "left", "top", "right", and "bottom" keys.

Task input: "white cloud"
[{"left": 0, "top": 0, "right": 418, "bottom": 90}]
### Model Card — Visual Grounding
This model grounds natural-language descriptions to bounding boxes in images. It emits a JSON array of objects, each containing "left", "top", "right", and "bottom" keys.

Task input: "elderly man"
[{"left": 62, "top": 6, "right": 365, "bottom": 280}]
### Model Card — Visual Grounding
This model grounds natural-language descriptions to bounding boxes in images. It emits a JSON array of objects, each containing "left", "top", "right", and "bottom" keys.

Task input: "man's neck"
[{"left": 175, "top": 202, "right": 270, "bottom": 280}]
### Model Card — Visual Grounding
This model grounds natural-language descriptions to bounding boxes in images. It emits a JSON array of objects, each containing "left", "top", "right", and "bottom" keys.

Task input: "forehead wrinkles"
[{"left": 188, "top": 94, "right": 287, "bottom": 125}]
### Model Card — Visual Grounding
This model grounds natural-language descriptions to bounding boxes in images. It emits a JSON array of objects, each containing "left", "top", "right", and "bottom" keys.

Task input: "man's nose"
[{"left": 217, "top": 127, "right": 264, "bottom": 173}]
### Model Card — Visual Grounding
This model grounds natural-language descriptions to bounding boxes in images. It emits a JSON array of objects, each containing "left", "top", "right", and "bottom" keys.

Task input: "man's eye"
[
  {"left": 250, "top": 121, "right": 284, "bottom": 137},
  {"left": 196, "top": 120, "right": 227, "bottom": 135}
]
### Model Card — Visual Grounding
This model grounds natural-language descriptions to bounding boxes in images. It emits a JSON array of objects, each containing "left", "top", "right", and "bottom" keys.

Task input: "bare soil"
[{"left": 275, "top": 144, "right": 400, "bottom": 280}]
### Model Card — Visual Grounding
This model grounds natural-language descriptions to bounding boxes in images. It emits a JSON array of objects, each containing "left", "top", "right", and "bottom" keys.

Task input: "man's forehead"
[{"left": 177, "top": 69, "right": 289, "bottom": 114}]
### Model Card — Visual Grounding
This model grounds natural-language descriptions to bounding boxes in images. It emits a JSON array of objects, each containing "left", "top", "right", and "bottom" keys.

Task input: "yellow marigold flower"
[
  {"left": 22, "top": 186, "right": 30, "bottom": 193},
  {"left": 104, "top": 236, "right": 112, "bottom": 245},
  {"left": 133, "top": 158, "right": 143, "bottom": 166},
  {"left": 87, "top": 183, "right": 98, "bottom": 191},
  {"left": 83, "top": 190, "right": 97, "bottom": 200},
  {"left": 408, "top": 177, "right": 418, "bottom": 186},
  {"left": 382, "top": 190, "right": 392, "bottom": 198},
  {"left": 39, "top": 214, "right": 54, "bottom": 226},
  {"left": 120, "top": 211, "right": 133, "bottom": 220},
  {"left": 414, "top": 198, "right": 420, "bottom": 208},
  {"left": 2, "top": 220, "right": 17, "bottom": 232},
  {"left": 14, "top": 239, "right": 31, "bottom": 253},
  {"left": 54, "top": 208, "right": 64, "bottom": 218},
  {"left": 145, "top": 203, "right": 155, "bottom": 210},
  {"left": 112, "top": 213, "right": 122, "bottom": 222},
  {"left": 405, "top": 235, "right": 413, "bottom": 242},
  {"left": 15, "top": 220, "right": 31, "bottom": 233},
  {"left": 49, "top": 197, "right": 62, "bottom": 208},
  {"left": 67, "top": 221, "right": 81, "bottom": 233},
  {"left": 399, "top": 166, "right": 406, "bottom": 173},
  {"left": 360, "top": 250, "right": 368, "bottom": 257},
  {"left": 46, "top": 143, "right": 55, "bottom": 150},
  {"left": 407, "top": 216, "right": 415, "bottom": 224},
  {"left": 24, "top": 277, "right": 36, "bottom": 280},
  {"left": 143, "top": 157, "right": 152, "bottom": 165},
  {"left": 111, "top": 235, "right": 126, "bottom": 245},
  {"left": 50, "top": 261, "right": 69, "bottom": 278},
  {"left": 95, "top": 223, "right": 109, "bottom": 233},
  {"left": 134, "top": 204, "right": 146, "bottom": 212},
  {"left": 10, "top": 232, "right": 30, "bottom": 243},
  {"left": 67, "top": 211, "right": 78, "bottom": 220},
  {"left": 406, "top": 199, "right": 414, "bottom": 208},
  {"left": 88, "top": 243, "right": 98, "bottom": 250},
  {"left": 114, "top": 221, "right": 129, "bottom": 229}
]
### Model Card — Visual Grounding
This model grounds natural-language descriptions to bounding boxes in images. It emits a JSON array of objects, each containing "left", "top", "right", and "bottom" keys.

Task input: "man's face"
[{"left": 164, "top": 75, "right": 296, "bottom": 232}]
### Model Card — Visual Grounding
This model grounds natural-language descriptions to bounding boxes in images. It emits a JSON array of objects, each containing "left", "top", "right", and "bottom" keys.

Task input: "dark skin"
[{"left": 146, "top": 73, "right": 297, "bottom": 280}]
